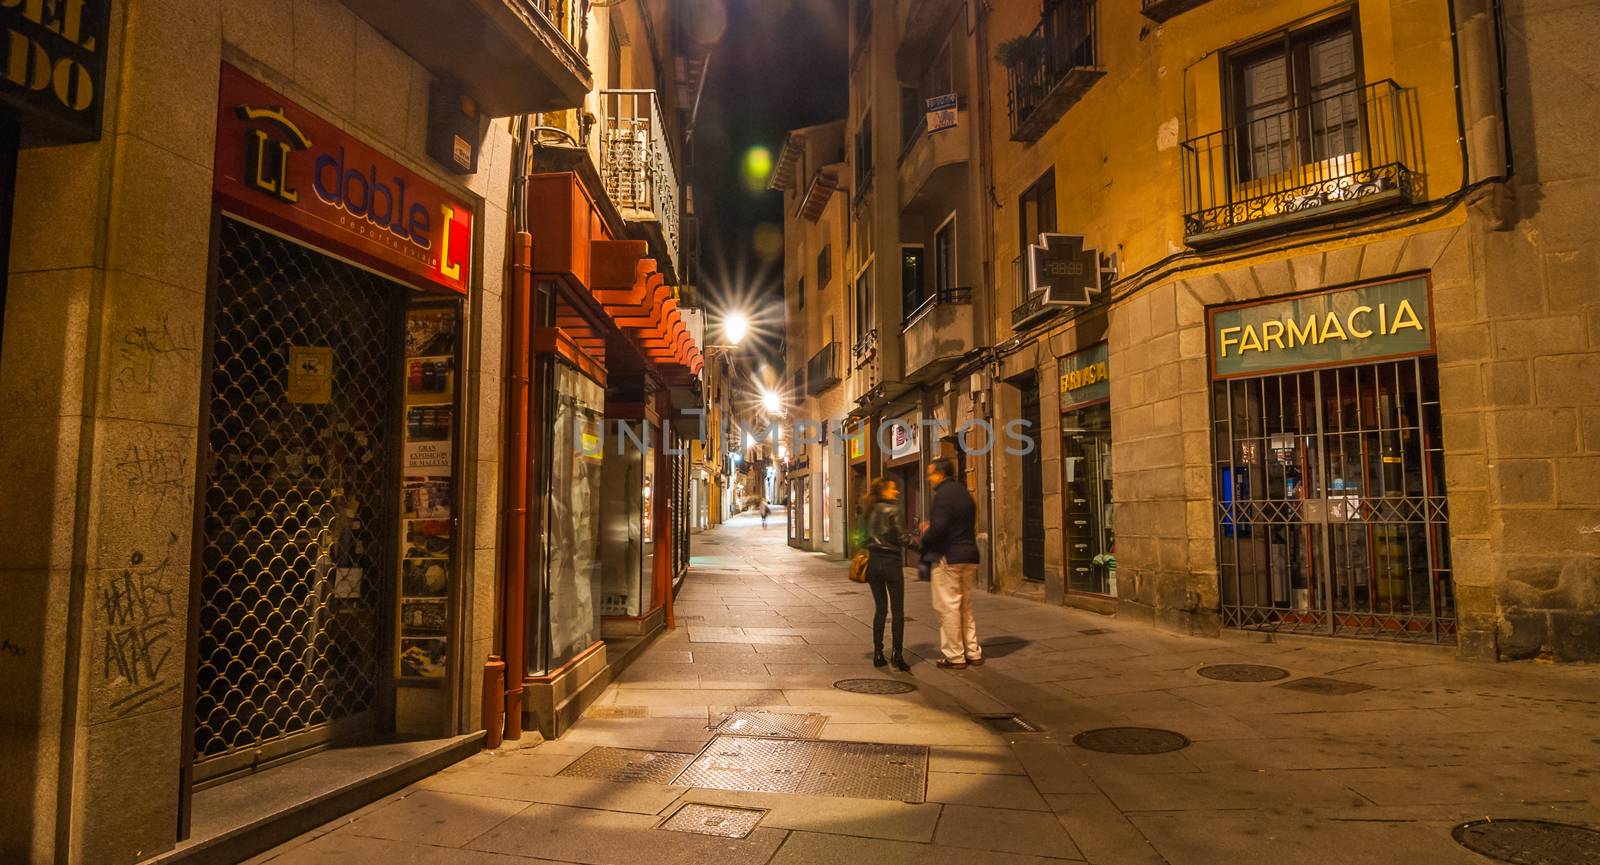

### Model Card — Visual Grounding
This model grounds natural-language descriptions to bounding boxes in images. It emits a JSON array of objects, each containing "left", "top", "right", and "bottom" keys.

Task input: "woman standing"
[{"left": 860, "top": 478, "right": 913, "bottom": 671}]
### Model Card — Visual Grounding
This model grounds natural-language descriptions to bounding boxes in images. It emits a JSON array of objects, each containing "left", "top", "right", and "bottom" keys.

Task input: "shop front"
[
  {"left": 192, "top": 64, "right": 476, "bottom": 790},
  {"left": 1059, "top": 344, "right": 1115, "bottom": 598},
  {"left": 1209, "top": 276, "right": 1454, "bottom": 643},
  {"left": 787, "top": 453, "right": 812, "bottom": 548},
  {"left": 883, "top": 413, "right": 922, "bottom": 568}
]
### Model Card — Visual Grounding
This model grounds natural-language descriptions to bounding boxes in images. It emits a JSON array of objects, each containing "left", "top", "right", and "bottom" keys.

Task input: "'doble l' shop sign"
[
  {"left": 1209, "top": 277, "right": 1434, "bottom": 379},
  {"left": 214, "top": 63, "right": 471, "bottom": 295}
]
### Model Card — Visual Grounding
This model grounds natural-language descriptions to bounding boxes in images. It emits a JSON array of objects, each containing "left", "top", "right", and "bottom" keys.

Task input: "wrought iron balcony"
[
  {"left": 903, "top": 288, "right": 975, "bottom": 382},
  {"left": 901, "top": 286, "right": 972, "bottom": 326},
  {"left": 806, "top": 341, "right": 843, "bottom": 395},
  {"left": 343, "top": 0, "right": 590, "bottom": 116},
  {"left": 600, "top": 89, "right": 681, "bottom": 276},
  {"left": 1140, "top": 0, "right": 1216, "bottom": 23},
  {"left": 1003, "top": 0, "right": 1105, "bottom": 142},
  {"left": 1181, "top": 80, "right": 1421, "bottom": 246}
]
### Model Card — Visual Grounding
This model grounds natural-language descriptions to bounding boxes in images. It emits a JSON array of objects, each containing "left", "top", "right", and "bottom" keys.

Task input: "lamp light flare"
[
  {"left": 723, "top": 312, "right": 749, "bottom": 345},
  {"left": 761, "top": 388, "right": 781, "bottom": 414}
]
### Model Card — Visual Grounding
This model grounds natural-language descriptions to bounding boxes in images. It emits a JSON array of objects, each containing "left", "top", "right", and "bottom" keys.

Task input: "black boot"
[
  {"left": 891, "top": 653, "right": 910, "bottom": 672},
  {"left": 873, "top": 650, "right": 888, "bottom": 668}
]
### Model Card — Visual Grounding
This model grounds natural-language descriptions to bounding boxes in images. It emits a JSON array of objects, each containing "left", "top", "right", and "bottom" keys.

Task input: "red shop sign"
[{"left": 213, "top": 63, "right": 471, "bottom": 295}]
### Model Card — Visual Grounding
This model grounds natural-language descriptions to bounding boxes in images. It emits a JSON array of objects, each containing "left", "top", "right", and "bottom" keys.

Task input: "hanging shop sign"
[
  {"left": 848, "top": 426, "right": 867, "bottom": 462},
  {"left": 214, "top": 63, "right": 472, "bottom": 295},
  {"left": 1209, "top": 276, "right": 1433, "bottom": 379},
  {"left": 925, "top": 93, "right": 957, "bottom": 133},
  {"left": 0, "top": 0, "right": 109, "bottom": 143},
  {"left": 1015, "top": 233, "right": 1115, "bottom": 328},
  {"left": 1058, "top": 343, "right": 1109, "bottom": 408},
  {"left": 884, "top": 414, "right": 919, "bottom": 462}
]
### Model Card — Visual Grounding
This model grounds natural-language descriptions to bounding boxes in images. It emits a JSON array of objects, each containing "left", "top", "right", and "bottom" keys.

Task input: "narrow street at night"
[{"left": 239, "top": 510, "right": 1600, "bottom": 865}]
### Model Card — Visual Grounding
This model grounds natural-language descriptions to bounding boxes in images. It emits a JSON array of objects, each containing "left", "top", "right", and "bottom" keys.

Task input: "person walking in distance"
[
  {"left": 760, "top": 500, "right": 770, "bottom": 528},
  {"left": 919, "top": 458, "right": 982, "bottom": 668},
  {"left": 860, "top": 478, "right": 913, "bottom": 671}
]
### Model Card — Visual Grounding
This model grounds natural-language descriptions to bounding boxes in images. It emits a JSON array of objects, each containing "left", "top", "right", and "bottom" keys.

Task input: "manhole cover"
[
  {"left": 660, "top": 803, "right": 767, "bottom": 838},
  {"left": 1276, "top": 676, "right": 1373, "bottom": 696},
  {"left": 975, "top": 714, "right": 1042, "bottom": 733},
  {"left": 672, "top": 735, "right": 929, "bottom": 802},
  {"left": 584, "top": 704, "right": 650, "bottom": 719},
  {"left": 1197, "top": 664, "right": 1290, "bottom": 682},
  {"left": 834, "top": 678, "right": 917, "bottom": 695},
  {"left": 711, "top": 710, "right": 828, "bottom": 738},
  {"left": 1073, "top": 727, "right": 1190, "bottom": 755},
  {"left": 558, "top": 747, "right": 696, "bottom": 783},
  {"left": 1080, "top": 628, "right": 1112, "bottom": 635},
  {"left": 1452, "top": 818, "right": 1600, "bottom": 865}
]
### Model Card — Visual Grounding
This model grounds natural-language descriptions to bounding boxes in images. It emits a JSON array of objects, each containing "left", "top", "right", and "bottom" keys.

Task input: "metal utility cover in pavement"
[
  {"left": 711, "top": 710, "right": 828, "bottom": 739},
  {"left": 1452, "top": 818, "right": 1600, "bottom": 865},
  {"left": 833, "top": 678, "right": 917, "bottom": 695},
  {"left": 557, "top": 747, "right": 696, "bottom": 784},
  {"left": 672, "top": 735, "right": 929, "bottom": 803},
  {"left": 1275, "top": 676, "right": 1374, "bottom": 696},
  {"left": 659, "top": 804, "right": 767, "bottom": 839},
  {"left": 1073, "top": 727, "right": 1190, "bottom": 755},
  {"left": 975, "top": 714, "right": 1043, "bottom": 733},
  {"left": 1197, "top": 664, "right": 1290, "bottom": 682}
]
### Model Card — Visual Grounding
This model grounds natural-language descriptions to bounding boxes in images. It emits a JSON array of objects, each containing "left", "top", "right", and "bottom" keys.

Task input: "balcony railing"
[
  {"left": 1180, "top": 80, "right": 1421, "bottom": 245},
  {"left": 851, "top": 329, "right": 878, "bottom": 367},
  {"left": 1004, "top": 0, "right": 1104, "bottom": 142},
  {"left": 530, "top": 0, "right": 585, "bottom": 53},
  {"left": 600, "top": 89, "right": 681, "bottom": 274},
  {"left": 902, "top": 286, "right": 972, "bottom": 326},
  {"left": 806, "top": 341, "right": 842, "bottom": 395}
]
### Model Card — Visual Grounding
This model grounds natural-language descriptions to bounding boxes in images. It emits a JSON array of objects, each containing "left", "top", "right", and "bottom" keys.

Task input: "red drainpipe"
[{"left": 498, "top": 230, "right": 534, "bottom": 741}]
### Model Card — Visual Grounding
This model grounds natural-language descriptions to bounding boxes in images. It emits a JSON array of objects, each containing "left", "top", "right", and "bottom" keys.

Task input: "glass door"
[{"left": 1062, "top": 402, "right": 1114, "bottom": 595}]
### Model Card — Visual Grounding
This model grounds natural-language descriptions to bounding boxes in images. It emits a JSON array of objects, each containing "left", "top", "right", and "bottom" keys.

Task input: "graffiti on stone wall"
[
  {"left": 0, "top": 637, "right": 25, "bottom": 660},
  {"left": 115, "top": 438, "right": 191, "bottom": 520},
  {"left": 113, "top": 314, "right": 195, "bottom": 395},
  {"left": 101, "top": 536, "right": 180, "bottom": 717}
]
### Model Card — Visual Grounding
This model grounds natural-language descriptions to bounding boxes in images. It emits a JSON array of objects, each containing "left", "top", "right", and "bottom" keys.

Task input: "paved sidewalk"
[{"left": 250, "top": 511, "right": 1600, "bottom": 865}]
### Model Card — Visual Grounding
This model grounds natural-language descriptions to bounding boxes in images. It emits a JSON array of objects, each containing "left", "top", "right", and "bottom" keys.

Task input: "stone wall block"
[
  {"left": 1533, "top": 353, "right": 1600, "bottom": 405},
  {"left": 1492, "top": 316, "right": 1586, "bottom": 360},
  {"left": 474, "top": 458, "right": 501, "bottom": 551},
  {"left": 1286, "top": 252, "right": 1323, "bottom": 292},
  {"left": 1491, "top": 407, "right": 1577, "bottom": 456},
  {"left": 475, "top": 371, "right": 505, "bottom": 458},
  {"left": 1450, "top": 537, "right": 1492, "bottom": 586},
  {"left": 353, "top": 18, "right": 415, "bottom": 150},
  {"left": 0, "top": 416, "right": 83, "bottom": 572},
  {"left": 0, "top": 569, "right": 72, "bottom": 727},
  {"left": 1543, "top": 247, "right": 1598, "bottom": 313},
  {"left": 1554, "top": 457, "right": 1600, "bottom": 505},
  {"left": 85, "top": 560, "right": 191, "bottom": 726},
  {"left": 292, "top": 0, "right": 358, "bottom": 117},
  {"left": 0, "top": 267, "right": 93, "bottom": 419},
  {"left": 1485, "top": 360, "right": 1531, "bottom": 406},
  {"left": 1431, "top": 284, "right": 1481, "bottom": 326},
  {"left": 1436, "top": 362, "right": 1484, "bottom": 411},
  {"left": 1356, "top": 235, "right": 1407, "bottom": 280},
  {"left": 1480, "top": 232, "right": 1547, "bottom": 317},
  {"left": 1497, "top": 508, "right": 1600, "bottom": 557},
  {"left": 117, "top": 0, "right": 222, "bottom": 168},
  {"left": 1148, "top": 283, "right": 1177, "bottom": 335},
  {"left": 1215, "top": 266, "right": 1259, "bottom": 301},
  {"left": 105, "top": 135, "right": 214, "bottom": 294},
  {"left": 1394, "top": 226, "right": 1457, "bottom": 274},
  {"left": 77, "top": 706, "right": 182, "bottom": 865},
  {"left": 96, "top": 272, "right": 206, "bottom": 427},
  {"left": 223, "top": 0, "right": 296, "bottom": 72},
  {"left": 1492, "top": 459, "right": 1554, "bottom": 504},
  {"left": 1323, "top": 245, "right": 1363, "bottom": 286},
  {"left": 85, "top": 418, "right": 199, "bottom": 572},
  {"left": 1444, "top": 453, "right": 1490, "bottom": 491},
  {"left": 9, "top": 145, "right": 108, "bottom": 274},
  {"left": 1436, "top": 326, "right": 1491, "bottom": 363}
]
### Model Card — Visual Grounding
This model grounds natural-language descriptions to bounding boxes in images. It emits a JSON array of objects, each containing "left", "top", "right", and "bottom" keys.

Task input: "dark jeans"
[{"left": 866, "top": 550, "right": 905, "bottom": 656}]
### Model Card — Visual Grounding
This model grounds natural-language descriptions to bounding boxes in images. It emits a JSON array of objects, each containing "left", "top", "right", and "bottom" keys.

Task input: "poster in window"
[
  {"left": 405, "top": 309, "right": 457, "bottom": 358},
  {"left": 400, "top": 637, "right": 447, "bottom": 678},
  {"left": 403, "top": 476, "right": 453, "bottom": 518},
  {"left": 403, "top": 519, "right": 452, "bottom": 559},
  {"left": 402, "top": 598, "right": 449, "bottom": 633},
  {"left": 402, "top": 558, "right": 450, "bottom": 597},
  {"left": 286, "top": 345, "right": 334, "bottom": 403},
  {"left": 404, "top": 406, "right": 452, "bottom": 475}
]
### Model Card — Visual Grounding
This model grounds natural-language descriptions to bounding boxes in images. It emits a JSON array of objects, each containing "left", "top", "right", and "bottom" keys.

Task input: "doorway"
[
  {"left": 1213, "top": 357, "right": 1454, "bottom": 642},
  {"left": 1018, "top": 376, "right": 1045, "bottom": 582}
]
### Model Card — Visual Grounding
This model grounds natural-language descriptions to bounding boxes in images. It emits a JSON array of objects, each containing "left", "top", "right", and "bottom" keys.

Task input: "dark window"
[
  {"left": 817, "top": 245, "right": 832, "bottom": 288},
  {"left": 854, "top": 265, "right": 873, "bottom": 346},
  {"left": 797, "top": 276, "right": 805, "bottom": 310},
  {"left": 934, "top": 218, "right": 955, "bottom": 295},
  {"left": 854, "top": 112, "right": 874, "bottom": 194},
  {"left": 1018, "top": 168, "right": 1057, "bottom": 255},
  {"left": 900, "top": 86, "right": 923, "bottom": 148},
  {"left": 1229, "top": 19, "right": 1360, "bottom": 182},
  {"left": 900, "top": 246, "right": 926, "bottom": 320},
  {"left": 607, "top": 28, "right": 622, "bottom": 90}
]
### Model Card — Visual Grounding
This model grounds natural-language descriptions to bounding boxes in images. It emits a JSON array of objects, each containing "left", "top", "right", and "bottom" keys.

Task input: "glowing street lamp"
[
  {"left": 722, "top": 311, "right": 749, "bottom": 346},
  {"left": 761, "top": 388, "right": 782, "bottom": 414}
]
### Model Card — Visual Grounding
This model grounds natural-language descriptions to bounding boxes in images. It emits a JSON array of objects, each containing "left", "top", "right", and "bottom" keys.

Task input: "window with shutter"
[{"left": 1229, "top": 18, "right": 1361, "bottom": 183}]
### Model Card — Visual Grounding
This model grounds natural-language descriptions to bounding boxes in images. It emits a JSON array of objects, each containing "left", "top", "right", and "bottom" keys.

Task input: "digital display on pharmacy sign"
[
  {"left": 1209, "top": 277, "right": 1433, "bottom": 379},
  {"left": 0, "top": 0, "right": 110, "bottom": 143},
  {"left": 214, "top": 63, "right": 472, "bottom": 295},
  {"left": 1058, "top": 343, "right": 1109, "bottom": 408}
]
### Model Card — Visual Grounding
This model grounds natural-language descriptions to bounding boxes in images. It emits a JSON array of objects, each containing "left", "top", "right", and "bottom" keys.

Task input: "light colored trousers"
[{"left": 931, "top": 559, "right": 981, "bottom": 662}]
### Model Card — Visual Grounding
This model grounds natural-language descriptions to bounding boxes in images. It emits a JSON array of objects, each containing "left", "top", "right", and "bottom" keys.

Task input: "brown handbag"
[{"left": 848, "top": 549, "right": 870, "bottom": 583}]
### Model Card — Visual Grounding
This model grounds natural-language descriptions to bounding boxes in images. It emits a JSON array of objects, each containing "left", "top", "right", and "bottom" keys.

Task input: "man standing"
[{"left": 919, "top": 458, "right": 982, "bottom": 668}]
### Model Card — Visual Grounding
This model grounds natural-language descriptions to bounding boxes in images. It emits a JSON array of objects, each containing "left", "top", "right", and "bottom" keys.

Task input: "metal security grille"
[
  {"left": 194, "top": 219, "right": 402, "bottom": 780},
  {"left": 1213, "top": 357, "right": 1454, "bottom": 643}
]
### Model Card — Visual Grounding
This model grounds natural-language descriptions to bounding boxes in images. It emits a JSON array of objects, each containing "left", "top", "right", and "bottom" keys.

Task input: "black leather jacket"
[{"left": 863, "top": 502, "right": 914, "bottom": 554}]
